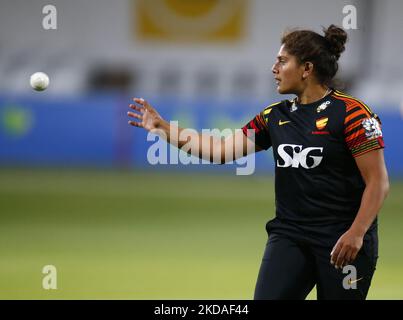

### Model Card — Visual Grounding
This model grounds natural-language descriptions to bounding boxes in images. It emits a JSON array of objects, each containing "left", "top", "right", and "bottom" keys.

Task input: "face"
[{"left": 272, "top": 45, "right": 305, "bottom": 94}]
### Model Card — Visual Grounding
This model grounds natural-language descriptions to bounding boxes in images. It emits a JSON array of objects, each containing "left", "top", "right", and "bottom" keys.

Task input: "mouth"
[{"left": 274, "top": 78, "right": 281, "bottom": 85}]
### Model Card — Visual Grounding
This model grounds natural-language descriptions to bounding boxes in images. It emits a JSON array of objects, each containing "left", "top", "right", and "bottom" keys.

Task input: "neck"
[{"left": 296, "top": 84, "right": 330, "bottom": 104}]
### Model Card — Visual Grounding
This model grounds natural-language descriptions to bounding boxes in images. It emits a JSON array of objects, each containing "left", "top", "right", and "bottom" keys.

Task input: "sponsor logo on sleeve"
[{"left": 362, "top": 117, "right": 382, "bottom": 139}]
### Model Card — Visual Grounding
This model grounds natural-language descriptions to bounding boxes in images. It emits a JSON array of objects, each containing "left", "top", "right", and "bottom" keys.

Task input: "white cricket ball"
[{"left": 30, "top": 72, "right": 50, "bottom": 91}]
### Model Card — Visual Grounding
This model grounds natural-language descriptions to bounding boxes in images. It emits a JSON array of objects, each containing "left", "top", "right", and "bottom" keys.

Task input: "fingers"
[
  {"left": 133, "top": 97, "right": 145, "bottom": 105},
  {"left": 330, "top": 242, "right": 340, "bottom": 266},
  {"left": 128, "top": 120, "right": 143, "bottom": 128},
  {"left": 128, "top": 99, "right": 146, "bottom": 128},
  {"left": 345, "top": 247, "right": 361, "bottom": 266},
  {"left": 127, "top": 111, "right": 142, "bottom": 120},
  {"left": 133, "top": 97, "right": 153, "bottom": 111},
  {"left": 331, "top": 242, "right": 347, "bottom": 269},
  {"left": 334, "top": 245, "right": 348, "bottom": 269},
  {"left": 128, "top": 97, "right": 153, "bottom": 129},
  {"left": 350, "top": 250, "right": 359, "bottom": 263},
  {"left": 335, "top": 247, "right": 347, "bottom": 269},
  {"left": 128, "top": 107, "right": 143, "bottom": 128},
  {"left": 343, "top": 250, "right": 354, "bottom": 267},
  {"left": 133, "top": 97, "right": 149, "bottom": 109},
  {"left": 335, "top": 245, "right": 359, "bottom": 269},
  {"left": 331, "top": 242, "right": 361, "bottom": 269},
  {"left": 129, "top": 103, "right": 145, "bottom": 113}
]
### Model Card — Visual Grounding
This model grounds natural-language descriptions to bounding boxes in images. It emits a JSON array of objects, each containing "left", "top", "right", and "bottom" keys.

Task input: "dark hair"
[{"left": 281, "top": 25, "right": 348, "bottom": 85}]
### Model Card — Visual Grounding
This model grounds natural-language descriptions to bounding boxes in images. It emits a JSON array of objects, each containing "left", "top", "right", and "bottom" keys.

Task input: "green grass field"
[{"left": 0, "top": 168, "right": 402, "bottom": 299}]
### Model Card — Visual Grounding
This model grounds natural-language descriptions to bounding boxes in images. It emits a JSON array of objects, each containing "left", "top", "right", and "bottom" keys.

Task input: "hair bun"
[{"left": 323, "top": 25, "right": 347, "bottom": 60}]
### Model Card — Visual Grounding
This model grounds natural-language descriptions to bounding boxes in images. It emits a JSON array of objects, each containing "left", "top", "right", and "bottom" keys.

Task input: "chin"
[
  {"left": 277, "top": 85, "right": 294, "bottom": 95},
  {"left": 277, "top": 86, "right": 288, "bottom": 94}
]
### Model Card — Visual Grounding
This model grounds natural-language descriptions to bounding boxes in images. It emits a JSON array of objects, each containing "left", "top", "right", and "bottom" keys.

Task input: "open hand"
[{"left": 128, "top": 98, "right": 164, "bottom": 132}]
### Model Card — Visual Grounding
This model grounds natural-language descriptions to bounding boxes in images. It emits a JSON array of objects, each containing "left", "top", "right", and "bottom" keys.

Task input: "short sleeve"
[
  {"left": 242, "top": 109, "right": 272, "bottom": 150},
  {"left": 344, "top": 103, "right": 385, "bottom": 158}
]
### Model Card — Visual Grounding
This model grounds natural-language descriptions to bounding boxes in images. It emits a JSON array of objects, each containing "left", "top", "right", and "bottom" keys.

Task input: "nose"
[{"left": 272, "top": 62, "right": 278, "bottom": 74}]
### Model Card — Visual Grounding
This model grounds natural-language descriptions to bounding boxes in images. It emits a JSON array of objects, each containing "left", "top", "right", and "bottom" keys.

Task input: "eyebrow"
[{"left": 277, "top": 55, "right": 287, "bottom": 60}]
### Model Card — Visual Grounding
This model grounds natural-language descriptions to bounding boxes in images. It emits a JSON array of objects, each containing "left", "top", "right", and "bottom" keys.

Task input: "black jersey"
[{"left": 242, "top": 90, "right": 384, "bottom": 243}]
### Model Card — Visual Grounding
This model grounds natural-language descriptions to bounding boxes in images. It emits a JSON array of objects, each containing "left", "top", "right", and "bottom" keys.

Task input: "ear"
[{"left": 302, "top": 62, "right": 314, "bottom": 79}]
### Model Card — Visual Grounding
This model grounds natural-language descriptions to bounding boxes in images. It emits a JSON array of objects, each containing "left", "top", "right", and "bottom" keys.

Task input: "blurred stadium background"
[{"left": 0, "top": 0, "right": 402, "bottom": 299}]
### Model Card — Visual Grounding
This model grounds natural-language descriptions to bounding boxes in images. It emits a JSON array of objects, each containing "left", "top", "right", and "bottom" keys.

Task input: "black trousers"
[{"left": 254, "top": 232, "right": 378, "bottom": 300}]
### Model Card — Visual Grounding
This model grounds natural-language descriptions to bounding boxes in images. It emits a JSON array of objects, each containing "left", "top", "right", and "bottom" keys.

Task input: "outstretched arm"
[
  {"left": 330, "top": 149, "right": 389, "bottom": 268},
  {"left": 128, "top": 98, "right": 261, "bottom": 164}
]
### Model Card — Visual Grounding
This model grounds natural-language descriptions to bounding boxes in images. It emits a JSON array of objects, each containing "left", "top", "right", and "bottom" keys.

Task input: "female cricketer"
[{"left": 128, "top": 25, "right": 389, "bottom": 300}]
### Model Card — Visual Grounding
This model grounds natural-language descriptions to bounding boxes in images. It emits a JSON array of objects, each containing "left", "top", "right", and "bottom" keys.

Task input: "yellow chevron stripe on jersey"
[
  {"left": 263, "top": 101, "right": 281, "bottom": 112},
  {"left": 263, "top": 108, "right": 273, "bottom": 116},
  {"left": 262, "top": 101, "right": 281, "bottom": 123},
  {"left": 333, "top": 90, "right": 373, "bottom": 115}
]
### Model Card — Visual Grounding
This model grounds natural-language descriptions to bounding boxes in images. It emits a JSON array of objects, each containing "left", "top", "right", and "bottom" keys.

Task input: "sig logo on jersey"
[{"left": 277, "top": 144, "right": 324, "bottom": 169}]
